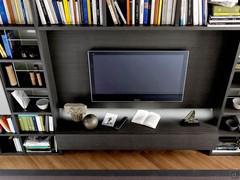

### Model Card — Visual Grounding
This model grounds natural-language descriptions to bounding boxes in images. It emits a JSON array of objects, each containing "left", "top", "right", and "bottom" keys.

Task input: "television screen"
[{"left": 88, "top": 50, "right": 189, "bottom": 102}]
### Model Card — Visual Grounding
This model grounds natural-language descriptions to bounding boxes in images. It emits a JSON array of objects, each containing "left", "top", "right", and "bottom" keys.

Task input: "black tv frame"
[{"left": 88, "top": 50, "right": 189, "bottom": 102}]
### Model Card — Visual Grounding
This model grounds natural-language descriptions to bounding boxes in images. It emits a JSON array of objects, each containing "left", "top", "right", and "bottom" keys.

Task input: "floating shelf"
[
  {"left": 0, "top": 25, "right": 35, "bottom": 30},
  {"left": 0, "top": 59, "right": 41, "bottom": 63}
]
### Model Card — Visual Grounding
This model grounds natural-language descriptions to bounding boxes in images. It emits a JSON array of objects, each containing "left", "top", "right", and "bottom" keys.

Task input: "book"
[
  {"left": 15, "top": 0, "right": 25, "bottom": 24},
  {"left": 36, "top": 116, "right": 43, "bottom": 131},
  {"left": 82, "top": 0, "right": 88, "bottom": 24},
  {"left": 187, "top": 0, "right": 193, "bottom": 25},
  {"left": 157, "top": 0, "right": 163, "bottom": 25},
  {"left": 43, "top": 0, "right": 56, "bottom": 24},
  {"left": 0, "top": 0, "right": 9, "bottom": 25},
  {"left": 0, "top": 44, "right": 7, "bottom": 58},
  {"left": 35, "top": 0, "right": 47, "bottom": 24},
  {"left": 143, "top": 0, "right": 149, "bottom": 25},
  {"left": 150, "top": 0, "right": 155, "bottom": 24},
  {"left": 69, "top": 0, "right": 75, "bottom": 24},
  {"left": 114, "top": 0, "right": 127, "bottom": 24},
  {"left": 99, "top": 0, "right": 103, "bottom": 25},
  {"left": 131, "top": 110, "right": 161, "bottom": 129},
  {"left": 213, "top": 5, "right": 240, "bottom": 16},
  {"left": 3, "top": 0, "right": 12, "bottom": 24},
  {"left": 1, "top": 34, "right": 13, "bottom": 58},
  {"left": 49, "top": 116, "right": 54, "bottom": 132},
  {"left": 126, "top": 0, "right": 130, "bottom": 24},
  {"left": 52, "top": 0, "right": 63, "bottom": 24},
  {"left": 13, "top": 138, "right": 23, "bottom": 152},
  {"left": 7, "top": 117, "right": 15, "bottom": 133},
  {"left": 23, "top": 0, "right": 33, "bottom": 24},
  {"left": 171, "top": 0, "right": 177, "bottom": 25},
  {"left": 106, "top": 0, "right": 118, "bottom": 24},
  {"left": 63, "top": 0, "right": 71, "bottom": 24},
  {"left": 132, "top": 0, "right": 135, "bottom": 25},
  {"left": 166, "top": 0, "right": 173, "bottom": 25},
  {"left": 87, "top": 0, "right": 92, "bottom": 24},
  {"left": 91, "top": 0, "right": 97, "bottom": 24},
  {"left": 20, "top": 0, "right": 28, "bottom": 24},
  {"left": 193, "top": 0, "right": 198, "bottom": 25},
  {"left": 139, "top": 0, "right": 144, "bottom": 24},
  {"left": 57, "top": 0, "right": 67, "bottom": 24},
  {"left": 111, "top": 0, "right": 120, "bottom": 24},
  {"left": 32, "top": 116, "right": 39, "bottom": 131},
  {"left": 0, "top": 116, "right": 11, "bottom": 133},
  {"left": 161, "top": 0, "right": 167, "bottom": 24},
  {"left": 75, "top": 0, "right": 80, "bottom": 24},
  {"left": 198, "top": 0, "right": 202, "bottom": 25},
  {"left": 39, "top": 0, "right": 51, "bottom": 24},
  {"left": 5, "top": 64, "right": 17, "bottom": 86}
]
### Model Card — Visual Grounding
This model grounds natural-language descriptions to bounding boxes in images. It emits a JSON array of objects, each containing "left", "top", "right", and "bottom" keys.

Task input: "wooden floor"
[{"left": 0, "top": 150, "right": 240, "bottom": 169}]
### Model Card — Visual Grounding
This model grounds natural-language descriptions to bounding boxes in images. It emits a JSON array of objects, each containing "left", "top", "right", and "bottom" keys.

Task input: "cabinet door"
[{"left": 0, "top": 78, "right": 11, "bottom": 115}]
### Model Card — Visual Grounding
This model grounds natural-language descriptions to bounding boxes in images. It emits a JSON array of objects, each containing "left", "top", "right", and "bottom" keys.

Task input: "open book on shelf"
[{"left": 131, "top": 110, "right": 161, "bottom": 129}]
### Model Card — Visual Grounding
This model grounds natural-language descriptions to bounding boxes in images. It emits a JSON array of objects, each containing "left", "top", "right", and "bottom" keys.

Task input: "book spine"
[
  {"left": 161, "top": 0, "right": 166, "bottom": 24},
  {"left": 43, "top": 0, "right": 55, "bottom": 24},
  {"left": 73, "top": 0, "right": 77, "bottom": 23},
  {"left": 153, "top": 0, "right": 159, "bottom": 25},
  {"left": 131, "top": 0, "right": 135, "bottom": 25},
  {"left": 24, "top": 0, "right": 33, "bottom": 24},
  {"left": 82, "top": 0, "right": 88, "bottom": 24},
  {"left": 16, "top": 0, "right": 26, "bottom": 24},
  {"left": 150, "top": 0, "right": 155, "bottom": 24},
  {"left": 7, "top": 117, "right": 15, "bottom": 133},
  {"left": 36, "top": 116, "right": 43, "bottom": 131},
  {"left": 106, "top": 0, "right": 118, "bottom": 24},
  {"left": 99, "top": 0, "right": 103, "bottom": 25},
  {"left": 6, "top": 0, "right": 16, "bottom": 24},
  {"left": 139, "top": 0, "right": 144, "bottom": 24},
  {"left": 126, "top": 0, "right": 130, "bottom": 24},
  {"left": 171, "top": 0, "right": 177, "bottom": 25},
  {"left": 79, "top": 0, "right": 84, "bottom": 24},
  {"left": 69, "top": 0, "right": 75, "bottom": 24},
  {"left": 0, "top": 44, "right": 7, "bottom": 58},
  {"left": 87, "top": 0, "right": 92, "bottom": 24},
  {"left": 32, "top": 116, "right": 39, "bottom": 132},
  {"left": 2, "top": 34, "right": 13, "bottom": 58},
  {"left": 40, "top": 116, "right": 45, "bottom": 131},
  {"left": 114, "top": 0, "right": 127, "bottom": 24},
  {"left": 0, "top": 14, "right": 2, "bottom": 24},
  {"left": 92, "top": 0, "right": 97, "bottom": 25},
  {"left": 75, "top": 0, "right": 79, "bottom": 24},
  {"left": 0, "top": 0, "right": 9, "bottom": 25},
  {"left": 198, "top": 0, "right": 202, "bottom": 25},
  {"left": 35, "top": 0, "right": 47, "bottom": 24},
  {"left": 20, "top": 0, "right": 28, "bottom": 24},
  {"left": 135, "top": 0, "right": 139, "bottom": 25},
  {"left": 49, "top": 116, "right": 54, "bottom": 132},
  {"left": 3, "top": 0, "right": 11, "bottom": 24},
  {"left": 52, "top": 0, "right": 63, "bottom": 24},
  {"left": 45, "top": 115, "right": 49, "bottom": 132},
  {"left": 39, "top": 0, "right": 51, "bottom": 24},
  {"left": 57, "top": 1, "right": 66, "bottom": 24},
  {"left": 110, "top": 0, "right": 120, "bottom": 24},
  {"left": 166, "top": 0, "right": 173, "bottom": 25},
  {"left": 63, "top": 0, "right": 71, "bottom": 24},
  {"left": 143, "top": 0, "right": 149, "bottom": 25},
  {"left": 193, "top": 0, "right": 198, "bottom": 25},
  {"left": 187, "top": 0, "right": 192, "bottom": 25}
]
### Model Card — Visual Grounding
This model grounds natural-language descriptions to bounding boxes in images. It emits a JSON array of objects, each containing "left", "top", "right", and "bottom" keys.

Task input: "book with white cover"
[
  {"left": 3, "top": 0, "right": 11, "bottom": 24},
  {"left": 0, "top": 14, "right": 3, "bottom": 24},
  {"left": 69, "top": 0, "right": 75, "bottom": 24},
  {"left": 150, "top": 0, "right": 155, "bottom": 24},
  {"left": 139, "top": 0, "right": 144, "bottom": 24},
  {"left": 131, "top": 110, "right": 161, "bottom": 129},
  {"left": 132, "top": 0, "right": 135, "bottom": 25},
  {"left": 114, "top": 0, "right": 127, "bottom": 24},
  {"left": 43, "top": 0, "right": 56, "bottom": 24},
  {"left": 23, "top": 0, "right": 34, "bottom": 24},
  {"left": 92, "top": 0, "right": 97, "bottom": 25},
  {"left": 35, "top": 0, "right": 47, "bottom": 24},
  {"left": 198, "top": 0, "right": 202, "bottom": 25},
  {"left": 7, "top": 117, "right": 15, "bottom": 133},
  {"left": 99, "top": 0, "right": 103, "bottom": 25},
  {"left": 106, "top": 0, "right": 118, "bottom": 25},
  {"left": 75, "top": 0, "right": 80, "bottom": 24},
  {"left": 171, "top": 0, "right": 177, "bottom": 25},
  {"left": 49, "top": 116, "right": 54, "bottom": 132},
  {"left": 193, "top": 0, "right": 199, "bottom": 25}
]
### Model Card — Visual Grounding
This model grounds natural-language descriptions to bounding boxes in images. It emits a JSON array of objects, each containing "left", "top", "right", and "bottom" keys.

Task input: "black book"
[
  {"left": 39, "top": 0, "right": 51, "bottom": 25},
  {"left": 135, "top": 0, "right": 140, "bottom": 25},
  {"left": 187, "top": 0, "right": 193, "bottom": 25},
  {"left": 174, "top": 0, "right": 181, "bottom": 25}
]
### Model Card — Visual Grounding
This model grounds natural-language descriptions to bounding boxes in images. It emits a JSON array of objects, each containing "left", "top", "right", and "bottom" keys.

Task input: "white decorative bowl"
[
  {"left": 36, "top": 99, "right": 49, "bottom": 110},
  {"left": 233, "top": 98, "right": 240, "bottom": 110}
]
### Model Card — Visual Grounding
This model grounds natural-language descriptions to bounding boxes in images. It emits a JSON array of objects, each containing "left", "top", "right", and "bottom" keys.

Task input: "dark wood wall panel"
[{"left": 47, "top": 30, "right": 233, "bottom": 108}]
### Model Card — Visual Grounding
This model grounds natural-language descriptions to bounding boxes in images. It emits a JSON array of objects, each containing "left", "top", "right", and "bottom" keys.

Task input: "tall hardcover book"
[
  {"left": 132, "top": 0, "right": 135, "bottom": 25},
  {"left": 35, "top": 0, "right": 47, "bottom": 24},
  {"left": 92, "top": 0, "right": 97, "bottom": 25},
  {"left": 82, "top": 0, "right": 88, "bottom": 24},
  {"left": 99, "top": 0, "right": 103, "bottom": 25},
  {"left": 6, "top": 0, "right": 16, "bottom": 24},
  {"left": 126, "top": 0, "right": 130, "bottom": 24},
  {"left": 114, "top": 0, "right": 127, "bottom": 24},
  {"left": 3, "top": 0, "right": 12, "bottom": 24},
  {"left": 63, "top": 0, "right": 71, "bottom": 24},
  {"left": 171, "top": 0, "right": 177, "bottom": 25},
  {"left": 193, "top": 0, "right": 198, "bottom": 25},
  {"left": 52, "top": 0, "right": 63, "bottom": 24},
  {"left": 139, "top": 0, "right": 144, "bottom": 24},
  {"left": 150, "top": 0, "right": 155, "bottom": 24},
  {"left": 87, "top": 0, "right": 92, "bottom": 24},
  {"left": 106, "top": 0, "right": 118, "bottom": 24},
  {"left": 187, "top": 0, "right": 193, "bottom": 25}
]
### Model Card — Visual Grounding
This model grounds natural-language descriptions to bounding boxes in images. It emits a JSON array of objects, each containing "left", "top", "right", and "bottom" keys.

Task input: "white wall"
[{"left": 0, "top": 77, "right": 11, "bottom": 115}]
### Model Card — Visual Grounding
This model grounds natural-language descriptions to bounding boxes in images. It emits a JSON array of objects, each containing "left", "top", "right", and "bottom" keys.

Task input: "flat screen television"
[{"left": 88, "top": 50, "right": 189, "bottom": 102}]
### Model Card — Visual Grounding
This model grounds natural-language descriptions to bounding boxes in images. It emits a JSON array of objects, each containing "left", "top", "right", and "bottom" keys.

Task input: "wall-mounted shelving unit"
[{"left": 0, "top": 0, "right": 239, "bottom": 154}]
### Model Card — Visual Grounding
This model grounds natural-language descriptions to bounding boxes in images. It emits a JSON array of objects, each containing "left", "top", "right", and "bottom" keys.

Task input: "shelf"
[
  {"left": 57, "top": 119, "right": 217, "bottom": 135},
  {"left": 38, "top": 25, "right": 240, "bottom": 31},
  {"left": 0, "top": 59, "right": 41, "bottom": 63},
  {"left": 0, "top": 25, "right": 35, "bottom": 30},
  {"left": 218, "top": 129, "right": 240, "bottom": 137},
  {"left": 0, "top": 133, "right": 17, "bottom": 137},
  {"left": 18, "top": 132, "right": 55, "bottom": 136},
  {"left": 5, "top": 87, "right": 48, "bottom": 91},
  {"left": 230, "top": 83, "right": 240, "bottom": 91},
  {"left": 223, "top": 108, "right": 240, "bottom": 115}
]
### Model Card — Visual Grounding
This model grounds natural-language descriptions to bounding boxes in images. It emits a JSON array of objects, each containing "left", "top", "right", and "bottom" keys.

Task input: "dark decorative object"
[
  {"left": 181, "top": 110, "right": 200, "bottom": 126},
  {"left": 225, "top": 117, "right": 239, "bottom": 131},
  {"left": 83, "top": 114, "right": 98, "bottom": 130}
]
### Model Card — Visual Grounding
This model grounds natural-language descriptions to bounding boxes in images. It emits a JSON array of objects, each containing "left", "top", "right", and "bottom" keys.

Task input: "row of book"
[
  {"left": 35, "top": 0, "right": 103, "bottom": 25},
  {"left": 23, "top": 136, "right": 52, "bottom": 153},
  {"left": 17, "top": 115, "right": 54, "bottom": 132},
  {"left": 208, "top": 5, "right": 240, "bottom": 27},
  {"left": 0, "top": 116, "right": 16, "bottom": 133},
  {"left": 0, "top": 0, "right": 33, "bottom": 25},
  {"left": 106, "top": 0, "right": 208, "bottom": 26}
]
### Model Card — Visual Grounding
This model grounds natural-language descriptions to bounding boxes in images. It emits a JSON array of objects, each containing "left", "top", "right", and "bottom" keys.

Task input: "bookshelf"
[{"left": 0, "top": 0, "right": 239, "bottom": 154}]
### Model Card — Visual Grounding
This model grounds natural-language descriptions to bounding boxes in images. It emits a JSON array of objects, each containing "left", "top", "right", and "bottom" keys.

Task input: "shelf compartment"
[{"left": 0, "top": 136, "right": 20, "bottom": 153}]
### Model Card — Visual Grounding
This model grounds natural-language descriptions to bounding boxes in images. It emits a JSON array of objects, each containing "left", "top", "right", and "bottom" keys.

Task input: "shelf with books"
[
  {"left": 0, "top": 115, "right": 18, "bottom": 135},
  {"left": 16, "top": 114, "right": 54, "bottom": 133},
  {"left": 0, "top": 136, "right": 23, "bottom": 153},
  {"left": 35, "top": 0, "right": 104, "bottom": 26}
]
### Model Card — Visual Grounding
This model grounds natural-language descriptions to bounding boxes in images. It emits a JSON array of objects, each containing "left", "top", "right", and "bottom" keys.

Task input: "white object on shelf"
[
  {"left": 233, "top": 97, "right": 240, "bottom": 110},
  {"left": 102, "top": 113, "right": 118, "bottom": 127}
]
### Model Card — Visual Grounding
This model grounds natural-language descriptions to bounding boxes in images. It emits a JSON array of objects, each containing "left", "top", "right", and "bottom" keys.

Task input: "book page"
[
  {"left": 143, "top": 112, "right": 161, "bottom": 129},
  {"left": 131, "top": 110, "right": 149, "bottom": 125}
]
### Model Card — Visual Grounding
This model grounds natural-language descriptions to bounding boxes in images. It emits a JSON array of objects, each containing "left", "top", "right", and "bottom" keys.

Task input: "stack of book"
[
  {"left": 0, "top": 0, "right": 33, "bottom": 25},
  {"left": 208, "top": 5, "right": 240, "bottom": 27},
  {"left": 107, "top": 0, "right": 208, "bottom": 26},
  {"left": 35, "top": 0, "right": 103, "bottom": 25},
  {"left": 212, "top": 141, "right": 240, "bottom": 155},
  {"left": 0, "top": 116, "right": 16, "bottom": 133},
  {"left": 17, "top": 115, "right": 54, "bottom": 132},
  {"left": 23, "top": 136, "right": 52, "bottom": 153}
]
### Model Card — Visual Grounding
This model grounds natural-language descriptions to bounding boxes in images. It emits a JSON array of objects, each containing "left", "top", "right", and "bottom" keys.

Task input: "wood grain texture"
[{"left": 0, "top": 151, "right": 240, "bottom": 169}]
